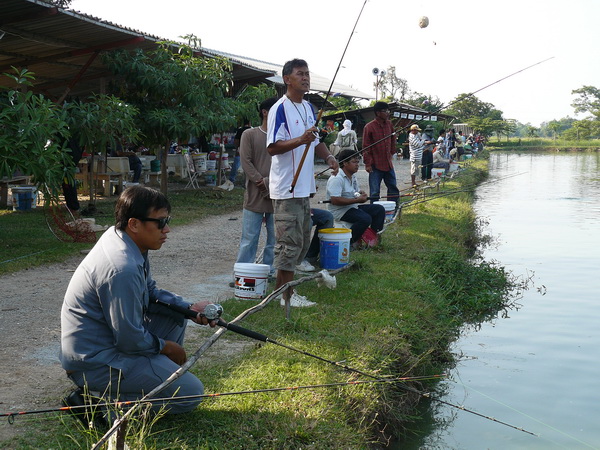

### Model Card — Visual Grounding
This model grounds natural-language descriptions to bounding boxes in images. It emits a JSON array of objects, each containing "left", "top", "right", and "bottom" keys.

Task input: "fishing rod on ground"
[
  {"left": 157, "top": 302, "right": 538, "bottom": 437},
  {"left": 289, "top": 0, "right": 368, "bottom": 193},
  {"left": 400, "top": 188, "right": 476, "bottom": 208},
  {"left": 315, "top": 56, "right": 555, "bottom": 177},
  {"left": 1, "top": 375, "right": 445, "bottom": 424}
]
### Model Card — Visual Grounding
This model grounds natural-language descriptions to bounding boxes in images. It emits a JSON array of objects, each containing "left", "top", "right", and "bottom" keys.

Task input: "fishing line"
[
  {"left": 315, "top": 57, "right": 555, "bottom": 175},
  {"left": 289, "top": 0, "right": 368, "bottom": 192},
  {"left": 180, "top": 312, "right": 538, "bottom": 436},
  {"left": 1, "top": 375, "right": 445, "bottom": 424},
  {"left": 452, "top": 378, "right": 595, "bottom": 448}
]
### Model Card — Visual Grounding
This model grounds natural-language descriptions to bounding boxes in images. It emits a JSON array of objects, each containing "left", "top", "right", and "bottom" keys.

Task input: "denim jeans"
[
  {"left": 340, "top": 204, "right": 386, "bottom": 243},
  {"left": 229, "top": 154, "right": 241, "bottom": 183},
  {"left": 236, "top": 209, "right": 275, "bottom": 273},
  {"left": 306, "top": 208, "right": 334, "bottom": 259},
  {"left": 368, "top": 167, "right": 399, "bottom": 203}
]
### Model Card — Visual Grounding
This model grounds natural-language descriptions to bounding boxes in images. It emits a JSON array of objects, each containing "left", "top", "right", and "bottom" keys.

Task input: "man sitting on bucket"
[{"left": 326, "top": 149, "right": 386, "bottom": 248}]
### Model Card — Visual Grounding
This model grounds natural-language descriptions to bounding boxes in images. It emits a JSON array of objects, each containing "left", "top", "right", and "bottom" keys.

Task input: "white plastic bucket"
[
  {"left": 233, "top": 263, "right": 270, "bottom": 299},
  {"left": 206, "top": 160, "right": 217, "bottom": 170},
  {"left": 221, "top": 154, "right": 229, "bottom": 169},
  {"left": 431, "top": 168, "right": 445, "bottom": 178},
  {"left": 194, "top": 153, "right": 207, "bottom": 172},
  {"left": 318, "top": 228, "right": 351, "bottom": 269},
  {"left": 11, "top": 186, "right": 37, "bottom": 211},
  {"left": 373, "top": 201, "right": 396, "bottom": 223},
  {"left": 449, "top": 162, "right": 459, "bottom": 172}
]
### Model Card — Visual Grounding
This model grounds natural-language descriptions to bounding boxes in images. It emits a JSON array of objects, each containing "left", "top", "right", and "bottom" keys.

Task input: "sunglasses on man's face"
[{"left": 136, "top": 216, "right": 171, "bottom": 229}]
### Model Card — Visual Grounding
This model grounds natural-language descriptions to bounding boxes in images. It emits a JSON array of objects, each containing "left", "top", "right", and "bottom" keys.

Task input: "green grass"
[
  {"left": 1, "top": 157, "right": 523, "bottom": 448},
  {"left": 0, "top": 184, "right": 244, "bottom": 275},
  {"left": 487, "top": 137, "right": 600, "bottom": 149}
]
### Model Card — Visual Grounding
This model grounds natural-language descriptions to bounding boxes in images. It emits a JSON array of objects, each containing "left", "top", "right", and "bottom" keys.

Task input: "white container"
[
  {"left": 373, "top": 201, "right": 396, "bottom": 223},
  {"left": 233, "top": 263, "right": 270, "bottom": 300},
  {"left": 11, "top": 186, "right": 37, "bottom": 211},
  {"left": 221, "top": 154, "right": 229, "bottom": 169},
  {"left": 194, "top": 153, "right": 207, "bottom": 172},
  {"left": 206, "top": 159, "right": 217, "bottom": 170},
  {"left": 318, "top": 228, "right": 352, "bottom": 269},
  {"left": 449, "top": 162, "right": 459, "bottom": 173},
  {"left": 431, "top": 168, "right": 445, "bottom": 178}
]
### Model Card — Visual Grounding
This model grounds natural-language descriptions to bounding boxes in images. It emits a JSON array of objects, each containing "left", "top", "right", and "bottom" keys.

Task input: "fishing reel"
[{"left": 201, "top": 303, "right": 223, "bottom": 321}]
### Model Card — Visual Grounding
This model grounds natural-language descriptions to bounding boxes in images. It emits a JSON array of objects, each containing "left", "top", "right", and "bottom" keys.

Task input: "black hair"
[
  {"left": 338, "top": 149, "right": 361, "bottom": 167},
  {"left": 373, "top": 101, "right": 389, "bottom": 112},
  {"left": 258, "top": 97, "right": 278, "bottom": 120},
  {"left": 282, "top": 59, "right": 308, "bottom": 77},
  {"left": 115, "top": 185, "right": 171, "bottom": 231}
]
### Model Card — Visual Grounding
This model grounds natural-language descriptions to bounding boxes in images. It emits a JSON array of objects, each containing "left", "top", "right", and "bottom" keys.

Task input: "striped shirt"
[{"left": 409, "top": 132, "right": 426, "bottom": 162}]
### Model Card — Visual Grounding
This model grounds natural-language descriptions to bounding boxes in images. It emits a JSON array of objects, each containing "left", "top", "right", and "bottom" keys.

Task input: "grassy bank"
[
  {"left": 486, "top": 137, "right": 600, "bottom": 150},
  {"left": 4, "top": 157, "right": 521, "bottom": 448}
]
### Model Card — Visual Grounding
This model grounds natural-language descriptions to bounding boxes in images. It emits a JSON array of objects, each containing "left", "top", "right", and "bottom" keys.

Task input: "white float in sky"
[{"left": 419, "top": 16, "right": 429, "bottom": 28}]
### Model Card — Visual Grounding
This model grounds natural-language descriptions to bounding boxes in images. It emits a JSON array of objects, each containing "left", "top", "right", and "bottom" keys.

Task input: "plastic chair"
[{"left": 184, "top": 153, "right": 200, "bottom": 189}]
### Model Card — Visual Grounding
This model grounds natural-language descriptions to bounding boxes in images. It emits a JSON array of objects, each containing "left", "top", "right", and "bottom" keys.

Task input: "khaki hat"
[{"left": 410, "top": 124, "right": 421, "bottom": 131}]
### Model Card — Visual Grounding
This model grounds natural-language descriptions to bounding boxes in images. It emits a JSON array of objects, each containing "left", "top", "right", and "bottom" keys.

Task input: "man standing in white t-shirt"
[{"left": 267, "top": 58, "right": 338, "bottom": 308}]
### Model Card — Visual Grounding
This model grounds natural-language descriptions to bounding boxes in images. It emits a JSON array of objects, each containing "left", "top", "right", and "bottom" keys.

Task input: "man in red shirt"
[{"left": 362, "top": 101, "right": 399, "bottom": 203}]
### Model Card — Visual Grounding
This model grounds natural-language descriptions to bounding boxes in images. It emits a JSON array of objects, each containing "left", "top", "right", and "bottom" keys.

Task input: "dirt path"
[{"left": 0, "top": 159, "right": 411, "bottom": 442}]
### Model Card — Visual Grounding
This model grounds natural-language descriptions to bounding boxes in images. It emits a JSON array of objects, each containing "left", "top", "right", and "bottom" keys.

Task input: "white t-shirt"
[{"left": 267, "top": 95, "right": 319, "bottom": 199}]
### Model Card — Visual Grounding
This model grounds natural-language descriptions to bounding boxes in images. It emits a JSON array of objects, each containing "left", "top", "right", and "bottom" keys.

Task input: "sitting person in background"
[
  {"left": 432, "top": 145, "right": 451, "bottom": 173},
  {"left": 332, "top": 119, "right": 358, "bottom": 157},
  {"left": 296, "top": 208, "right": 334, "bottom": 272},
  {"left": 326, "top": 150, "right": 385, "bottom": 247},
  {"left": 110, "top": 142, "right": 143, "bottom": 183}
]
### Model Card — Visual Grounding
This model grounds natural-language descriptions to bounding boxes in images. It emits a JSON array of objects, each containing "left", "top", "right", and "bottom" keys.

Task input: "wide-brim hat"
[{"left": 410, "top": 124, "right": 421, "bottom": 131}]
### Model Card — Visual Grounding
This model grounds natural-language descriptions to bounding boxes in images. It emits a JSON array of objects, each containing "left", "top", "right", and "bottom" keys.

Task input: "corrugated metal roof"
[{"left": 0, "top": 0, "right": 370, "bottom": 102}]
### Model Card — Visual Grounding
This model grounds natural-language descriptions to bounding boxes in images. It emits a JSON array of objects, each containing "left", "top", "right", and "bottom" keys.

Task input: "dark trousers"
[
  {"left": 62, "top": 181, "right": 80, "bottom": 211},
  {"left": 128, "top": 156, "right": 142, "bottom": 183},
  {"left": 340, "top": 204, "right": 386, "bottom": 243},
  {"left": 306, "top": 208, "right": 334, "bottom": 259},
  {"left": 421, "top": 150, "right": 433, "bottom": 180}
]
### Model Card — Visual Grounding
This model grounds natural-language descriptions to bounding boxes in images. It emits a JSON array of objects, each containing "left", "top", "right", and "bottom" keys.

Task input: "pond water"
[{"left": 404, "top": 150, "right": 600, "bottom": 449}]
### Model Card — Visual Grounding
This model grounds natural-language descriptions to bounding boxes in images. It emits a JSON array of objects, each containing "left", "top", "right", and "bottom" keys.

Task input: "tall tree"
[
  {"left": 444, "top": 93, "right": 493, "bottom": 122},
  {"left": 103, "top": 35, "right": 236, "bottom": 193},
  {"left": 375, "top": 66, "right": 410, "bottom": 102},
  {"left": 233, "top": 84, "right": 277, "bottom": 127},
  {"left": 571, "top": 85, "right": 600, "bottom": 120},
  {"left": 0, "top": 68, "right": 71, "bottom": 201}
]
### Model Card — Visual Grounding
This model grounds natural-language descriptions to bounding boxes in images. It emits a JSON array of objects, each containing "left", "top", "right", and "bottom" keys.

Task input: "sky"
[{"left": 69, "top": 0, "right": 600, "bottom": 127}]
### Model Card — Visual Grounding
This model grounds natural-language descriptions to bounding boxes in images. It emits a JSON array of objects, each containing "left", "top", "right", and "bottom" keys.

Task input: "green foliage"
[
  {"left": 233, "top": 83, "right": 278, "bottom": 127},
  {"left": 0, "top": 68, "right": 72, "bottom": 200},
  {"left": 571, "top": 85, "right": 600, "bottom": 120},
  {"left": 443, "top": 93, "right": 495, "bottom": 122},
  {"left": 103, "top": 36, "right": 236, "bottom": 145},
  {"left": 66, "top": 94, "right": 141, "bottom": 152}
]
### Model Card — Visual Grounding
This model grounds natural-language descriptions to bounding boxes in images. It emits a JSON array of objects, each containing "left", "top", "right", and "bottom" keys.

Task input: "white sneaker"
[
  {"left": 295, "top": 260, "right": 316, "bottom": 272},
  {"left": 280, "top": 290, "right": 316, "bottom": 307}
]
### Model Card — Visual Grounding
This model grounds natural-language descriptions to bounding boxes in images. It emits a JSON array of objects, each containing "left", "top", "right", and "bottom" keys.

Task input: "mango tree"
[
  {"left": 0, "top": 68, "right": 71, "bottom": 202},
  {"left": 103, "top": 35, "right": 236, "bottom": 193},
  {"left": 66, "top": 94, "right": 140, "bottom": 203}
]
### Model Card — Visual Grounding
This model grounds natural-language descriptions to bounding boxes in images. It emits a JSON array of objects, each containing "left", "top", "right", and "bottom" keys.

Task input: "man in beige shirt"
[{"left": 233, "top": 97, "right": 278, "bottom": 276}]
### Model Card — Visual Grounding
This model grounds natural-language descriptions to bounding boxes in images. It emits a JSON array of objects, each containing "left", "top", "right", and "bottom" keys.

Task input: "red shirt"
[{"left": 362, "top": 118, "right": 396, "bottom": 171}]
